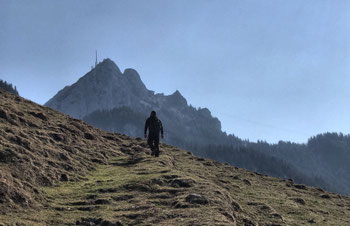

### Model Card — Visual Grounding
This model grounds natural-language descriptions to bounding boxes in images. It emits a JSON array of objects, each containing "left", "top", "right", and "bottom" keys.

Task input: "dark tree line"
[
  {"left": 0, "top": 79, "right": 19, "bottom": 95},
  {"left": 197, "top": 132, "right": 350, "bottom": 195}
]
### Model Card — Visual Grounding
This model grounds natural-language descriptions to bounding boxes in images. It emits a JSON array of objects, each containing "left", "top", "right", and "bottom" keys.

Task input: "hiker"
[{"left": 144, "top": 111, "right": 164, "bottom": 157}]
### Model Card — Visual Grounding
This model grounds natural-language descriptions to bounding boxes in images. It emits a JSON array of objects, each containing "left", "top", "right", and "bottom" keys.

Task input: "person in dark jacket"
[{"left": 144, "top": 111, "right": 164, "bottom": 157}]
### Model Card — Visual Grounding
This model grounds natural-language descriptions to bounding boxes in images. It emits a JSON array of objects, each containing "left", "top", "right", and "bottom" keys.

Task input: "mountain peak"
[
  {"left": 95, "top": 58, "right": 122, "bottom": 74},
  {"left": 45, "top": 58, "right": 149, "bottom": 118},
  {"left": 123, "top": 68, "right": 141, "bottom": 81},
  {"left": 173, "top": 89, "right": 182, "bottom": 96},
  {"left": 166, "top": 90, "right": 187, "bottom": 106},
  {"left": 123, "top": 68, "right": 148, "bottom": 96},
  {"left": 98, "top": 58, "right": 116, "bottom": 66}
]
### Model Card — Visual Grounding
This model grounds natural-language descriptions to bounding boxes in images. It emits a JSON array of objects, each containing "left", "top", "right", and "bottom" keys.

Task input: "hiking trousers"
[{"left": 148, "top": 137, "right": 160, "bottom": 157}]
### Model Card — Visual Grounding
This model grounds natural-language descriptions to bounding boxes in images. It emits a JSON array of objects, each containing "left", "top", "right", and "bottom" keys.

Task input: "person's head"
[{"left": 150, "top": 111, "right": 156, "bottom": 117}]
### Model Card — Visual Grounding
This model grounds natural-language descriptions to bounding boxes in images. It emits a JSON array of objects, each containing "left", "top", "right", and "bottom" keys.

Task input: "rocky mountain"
[
  {"left": 45, "top": 59, "right": 150, "bottom": 119},
  {"left": 45, "top": 58, "right": 231, "bottom": 147},
  {"left": 1, "top": 87, "right": 350, "bottom": 225}
]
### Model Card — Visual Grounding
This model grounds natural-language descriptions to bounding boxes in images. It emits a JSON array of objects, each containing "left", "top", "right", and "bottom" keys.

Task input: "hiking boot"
[{"left": 155, "top": 149, "right": 160, "bottom": 157}]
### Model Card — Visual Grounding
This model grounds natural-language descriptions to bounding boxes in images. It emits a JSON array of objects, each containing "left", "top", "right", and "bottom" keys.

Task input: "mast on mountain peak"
[{"left": 95, "top": 50, "right": 98, "bottom": 67}]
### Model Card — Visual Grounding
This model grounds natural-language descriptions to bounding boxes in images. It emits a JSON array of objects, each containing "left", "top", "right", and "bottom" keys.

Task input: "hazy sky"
[{"left": 1, "top": 0, "right": 349, "bottom": 143}]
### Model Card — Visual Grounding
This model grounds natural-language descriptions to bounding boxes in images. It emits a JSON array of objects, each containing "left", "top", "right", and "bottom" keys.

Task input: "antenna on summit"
[{"left": 95, "top": 50, "right": 98, "bottom": 67}]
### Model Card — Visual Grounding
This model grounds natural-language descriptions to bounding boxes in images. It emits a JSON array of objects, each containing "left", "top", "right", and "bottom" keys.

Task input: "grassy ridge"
[
  {"left": 1, "top": 89, "right": 350, "bottom": 225},
  {"left": 3, "top": 142, "right": 350, "bottom": 225}
]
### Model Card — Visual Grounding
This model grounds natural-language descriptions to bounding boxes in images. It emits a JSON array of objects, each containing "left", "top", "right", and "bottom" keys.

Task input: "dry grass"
[{"left": 1, "top": 89, "right": 350, "bottom": 225}]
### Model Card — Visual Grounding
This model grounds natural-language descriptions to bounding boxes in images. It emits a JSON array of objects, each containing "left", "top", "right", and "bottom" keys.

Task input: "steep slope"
[
  {"left": 0, "top": 88, "right": 122, "bottom": 209},
  {"left": 1, "top": 84, "right": 350, "bottom": 225}
]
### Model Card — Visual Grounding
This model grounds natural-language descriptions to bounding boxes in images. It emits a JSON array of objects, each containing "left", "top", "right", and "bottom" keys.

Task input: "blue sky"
[{"left": 1, "top": 0, "right": 349, "bottom": 143}]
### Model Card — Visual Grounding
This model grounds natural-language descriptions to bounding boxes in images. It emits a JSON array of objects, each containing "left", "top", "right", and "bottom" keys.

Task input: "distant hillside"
[
  {"left": 256, "top": 134, "right": 350, "bottom": 195},
  {"left": 1, "top": 87, "right": 350, "bottom": 225},
  {"left": 0, "top": 79, "right": 19, "bottom": 95}
]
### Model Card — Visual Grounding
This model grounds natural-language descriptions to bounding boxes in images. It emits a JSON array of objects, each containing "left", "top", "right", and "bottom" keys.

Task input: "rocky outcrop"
[
  {"left": 45, "top": 59, "right": 229, "bottom": 147},
  {"left": 45, "top": 59, "right": 152, "bottom": 119}
]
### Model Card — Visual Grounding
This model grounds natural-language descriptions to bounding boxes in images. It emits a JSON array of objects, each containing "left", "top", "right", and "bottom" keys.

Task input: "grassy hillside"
[{"left": 1, "top": 89, "right": 350, "bottom": 225}]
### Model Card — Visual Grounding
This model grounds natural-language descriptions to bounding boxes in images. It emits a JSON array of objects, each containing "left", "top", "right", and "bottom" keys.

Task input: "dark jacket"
[{"left": 144, "top": 116, "right": 163, "bottom": 139}]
